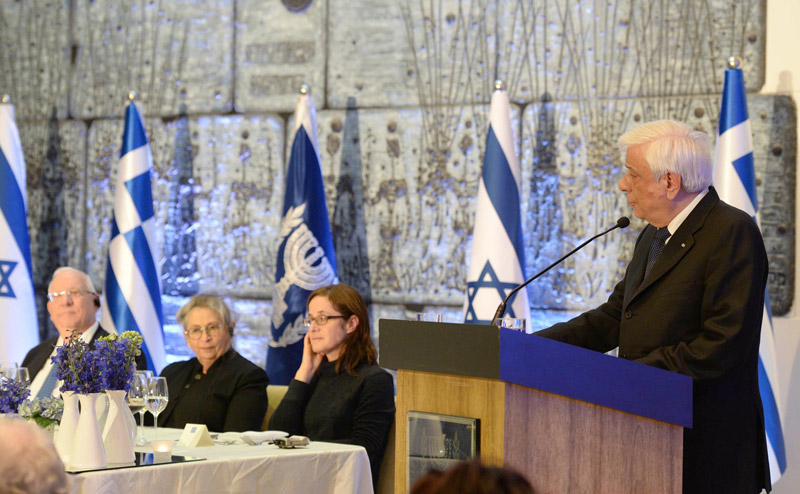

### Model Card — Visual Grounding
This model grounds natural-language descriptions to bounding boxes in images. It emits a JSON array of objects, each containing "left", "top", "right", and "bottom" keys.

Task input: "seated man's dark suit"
[{"left": 536, "top": 188, "right": 771, "bottom": 494}]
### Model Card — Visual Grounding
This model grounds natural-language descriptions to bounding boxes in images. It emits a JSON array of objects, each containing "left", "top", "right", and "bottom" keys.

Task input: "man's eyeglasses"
[
  {"left": 184, "top": 323, "right": 226, "bottom": 340},
  {"left": 303, "top": 315, "right": 346, "bottom": 328},
  {"left": 47, "top": 290, "right": 95, "bottom": 302}
]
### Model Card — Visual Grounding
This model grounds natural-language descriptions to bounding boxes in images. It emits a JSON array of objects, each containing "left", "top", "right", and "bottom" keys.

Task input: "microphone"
[{"left": 490, "top": 216, "right": 631, "bottom": 326}]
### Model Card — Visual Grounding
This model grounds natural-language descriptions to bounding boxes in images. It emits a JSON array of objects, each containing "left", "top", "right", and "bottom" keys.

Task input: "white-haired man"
[
  {"left": 536, "top": 120, "right": 770, "bottom": 493},
  {"left": 0, "top": 417, "right": 69, "bottom": 494},
  {"left": 22, "top": 266, "right": 147, "bottom": 398}
]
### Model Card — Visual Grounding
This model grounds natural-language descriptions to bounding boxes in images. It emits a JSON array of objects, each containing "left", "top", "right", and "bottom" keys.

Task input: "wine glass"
[
  {"left": 0, "top": 361, "right": 18, "bottom": 374},
  {"left": 133, "top": 371, "right": 153, "bottom": 442},
  {"left": 145, "top": 377, "right": 169, "bottom": 440},
  {"left": 5, "top": 366, "right": 30, "bottom": 385},
  {"left": 128, "top": 373, "right": 148, "bottom": 446}
]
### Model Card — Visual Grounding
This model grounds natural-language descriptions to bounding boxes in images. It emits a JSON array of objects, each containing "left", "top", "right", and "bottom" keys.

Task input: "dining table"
[{"left": 67, "top": 427, "right": 374, "bottom": 494}]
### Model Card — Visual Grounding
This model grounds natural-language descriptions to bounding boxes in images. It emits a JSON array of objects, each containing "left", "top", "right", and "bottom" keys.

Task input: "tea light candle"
[{"left": 152, "top": 440, "right": 174, "bottom": 462}]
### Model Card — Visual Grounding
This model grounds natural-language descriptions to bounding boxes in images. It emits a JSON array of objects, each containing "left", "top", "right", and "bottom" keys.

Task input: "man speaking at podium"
[{"left": 536, "top": 120, "right": 771, "bottom": 494}]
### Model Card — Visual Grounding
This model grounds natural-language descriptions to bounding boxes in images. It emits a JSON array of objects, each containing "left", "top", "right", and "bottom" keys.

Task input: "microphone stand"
[{"left": 490, "top": 217, "right": 631, "bottom": 326}]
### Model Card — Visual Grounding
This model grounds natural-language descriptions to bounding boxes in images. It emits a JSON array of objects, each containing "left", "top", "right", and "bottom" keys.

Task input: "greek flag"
[
  {"left": 100, "top": 100, "right": 166, "bottom": 373},
  {"left": 0, "top": 99, "right": 39, "bottom": 362},
  {"left": 713, "top": 65, "right": 787, "bottom": 482},
  {"left": 463, "top": 84, "right": 531, "bottom": 325},
  {"left": 267, "top": 87, "right": 338, "bottom": 384}
]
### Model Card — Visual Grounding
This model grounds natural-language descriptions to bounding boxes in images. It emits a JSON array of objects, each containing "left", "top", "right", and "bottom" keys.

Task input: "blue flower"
[{"left": 0, "top": 376, "right": 31, "bottom": 413}]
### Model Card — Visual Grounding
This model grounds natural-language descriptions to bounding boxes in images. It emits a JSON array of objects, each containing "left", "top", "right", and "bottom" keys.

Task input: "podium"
[{"left": 379, "top": 320, "right": 692, "bottom": 494}]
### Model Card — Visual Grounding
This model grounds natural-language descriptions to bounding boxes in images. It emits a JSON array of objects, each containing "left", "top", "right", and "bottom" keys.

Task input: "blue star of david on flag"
[
  {"left": 465, "top": 261, "right": 523, "bottom": 325},
  {"left": 0, "top": 260, "right": 17, "bottom": 298}
]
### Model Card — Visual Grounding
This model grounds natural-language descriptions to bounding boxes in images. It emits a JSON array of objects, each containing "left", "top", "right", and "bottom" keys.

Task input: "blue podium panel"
[{"left": 499, "top": 329, "right": 692, "bottom": 428}]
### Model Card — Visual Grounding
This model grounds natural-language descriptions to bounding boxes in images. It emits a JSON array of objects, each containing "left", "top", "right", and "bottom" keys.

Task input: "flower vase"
[
  {"left": 69, "top": 393, "right": 107, "bottom": 470},
  {"left": 55, "top": 391, "right": 79, "bottom": 463},
  {"left": 102, "top": 390, "right": 135, "bottom": 464}
]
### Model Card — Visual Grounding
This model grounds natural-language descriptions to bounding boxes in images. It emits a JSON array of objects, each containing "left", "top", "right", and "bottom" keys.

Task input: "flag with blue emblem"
[
  {"left": 268, "top": 86, "right": 338, "bottom": 384},
  {"left": 0, "top": 98, "right": 39, "bottom": 363},
  {"left": 463, "top": 83, "right": 530, "bottom": 325},
  {"left": 712, "top": 61, "right": 786, "bottom": 483},
  {"left": 100, "top": 98, "right": 165, "bottom": 373}
]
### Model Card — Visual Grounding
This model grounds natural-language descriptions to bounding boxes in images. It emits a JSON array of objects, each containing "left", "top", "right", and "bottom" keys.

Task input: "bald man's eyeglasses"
[{"left": 47, "top": 290, "right": 96, "bottom": 302}]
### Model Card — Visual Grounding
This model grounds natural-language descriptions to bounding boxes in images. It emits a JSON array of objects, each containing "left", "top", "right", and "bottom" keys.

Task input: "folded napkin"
[{"left": 213, "top": 430, "right": 289, "bottom": 446}]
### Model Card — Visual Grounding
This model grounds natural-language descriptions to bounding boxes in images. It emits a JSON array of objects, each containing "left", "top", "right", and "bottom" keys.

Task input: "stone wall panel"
[
  {"left": 235, "top": 0, "right": 326, "bottom": 112},
  {"left": 18, "top": 119, "right": 87, "bottom": 338},
  {"left": 0, "top": 1, "right": 71, "bottom": 120},
  {"left": 70, "top": 0, "right": 234, "bottom": 119}
]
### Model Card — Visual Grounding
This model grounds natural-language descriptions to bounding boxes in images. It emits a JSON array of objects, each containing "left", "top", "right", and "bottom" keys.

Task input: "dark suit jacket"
[
  {"left": 22, "top": 325, "right": 149, "bottom": 381},
  {"left": 155, "top": 349, "right": 269, "bottom": 432},
  {"left": 536, "top": 188, "right": 770, "bottom": 494}
]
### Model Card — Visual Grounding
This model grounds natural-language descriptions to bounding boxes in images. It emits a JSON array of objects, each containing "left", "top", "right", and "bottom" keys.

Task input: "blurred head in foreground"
[
  {"left": 410, "top": 459, "right": 534, "bottom": 494},
  {"left": 0, "top": 417, "right": 69, "bottom": 494}
]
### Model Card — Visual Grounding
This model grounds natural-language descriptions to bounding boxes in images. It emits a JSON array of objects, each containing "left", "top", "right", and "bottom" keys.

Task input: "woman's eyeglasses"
[
  {"left": 184, "top": 323, "right": 226, "bottom": 339},
  {"left": 303, "top": 315, "right": 345, "bottom": 328}
]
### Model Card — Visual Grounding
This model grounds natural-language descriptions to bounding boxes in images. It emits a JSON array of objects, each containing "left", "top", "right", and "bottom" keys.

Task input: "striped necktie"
[{"left": 35, "top": 365, "right": 59, "bottom": 399}]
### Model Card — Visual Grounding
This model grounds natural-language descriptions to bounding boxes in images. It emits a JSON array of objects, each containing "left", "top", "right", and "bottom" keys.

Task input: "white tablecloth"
[{"left": 68, "top": 428, "right": 374, "bottom": 494}]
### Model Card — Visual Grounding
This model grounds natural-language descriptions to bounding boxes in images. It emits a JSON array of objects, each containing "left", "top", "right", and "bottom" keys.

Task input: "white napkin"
[
  {"left": 241, "top": 430, "right": 289, "bottom": 445},
  {"left": 214, "top": 430, "right": 289, "bottom": 446}
]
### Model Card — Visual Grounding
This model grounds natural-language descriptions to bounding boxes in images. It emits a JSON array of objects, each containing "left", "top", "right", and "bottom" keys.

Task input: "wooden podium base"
[{"left": 396, "top": 369, "right": 682, "bottom": 494}]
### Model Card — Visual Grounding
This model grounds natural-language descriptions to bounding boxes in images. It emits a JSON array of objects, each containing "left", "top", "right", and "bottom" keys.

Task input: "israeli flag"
[
  {"left": 713, "top": 64, "right": 787, "bottom": 482},
  {"left": 463, "top": 84, "right": 531, "bottom": 325},
  {"left": 100, "top": 99, "right": 166, "bottom": 373},
  {"left": 0, "top": 99, "right": 39, "bottom": 362},
  {"left": 267, "top": 86, "right": 338, "bottom": 384}
]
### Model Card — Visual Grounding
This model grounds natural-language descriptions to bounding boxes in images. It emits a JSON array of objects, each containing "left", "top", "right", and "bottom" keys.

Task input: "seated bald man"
[{"left": 22, "top": 266, "right": 148, "bottom": 398}]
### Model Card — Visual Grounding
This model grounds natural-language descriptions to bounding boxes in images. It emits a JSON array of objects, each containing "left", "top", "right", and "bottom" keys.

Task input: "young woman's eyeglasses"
[
  {"left": 184, "top": 323, "right": 226, "bottom": 340},
  {"left": 303, "top": 315, "right": 345, "bottom": 328}
]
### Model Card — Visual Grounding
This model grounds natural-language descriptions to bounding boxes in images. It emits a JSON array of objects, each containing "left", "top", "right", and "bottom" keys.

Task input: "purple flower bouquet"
[
  {"left": 51, "top": 330, "right": 143, "bottom": 394},
  {"left": 0, "top": 376, "right": 30, "bottom": 414}
]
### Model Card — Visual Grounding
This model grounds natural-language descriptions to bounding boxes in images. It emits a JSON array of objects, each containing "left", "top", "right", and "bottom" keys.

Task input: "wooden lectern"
[{"left": 379, "top": 320, "right": 692, "bottom": 494}]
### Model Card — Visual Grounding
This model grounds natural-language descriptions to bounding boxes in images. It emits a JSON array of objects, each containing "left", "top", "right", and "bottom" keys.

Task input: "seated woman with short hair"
[
  {"left": 155, "top": 294, "right": 269, "bottom": 432},
  {"left": 268, "top": 284, "right": 395, "bottom": 488}
]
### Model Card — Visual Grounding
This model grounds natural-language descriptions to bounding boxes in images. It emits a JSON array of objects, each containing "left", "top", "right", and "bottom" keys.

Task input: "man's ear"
[{"left": 664, "top": 172, "right": 683, "bottom": 200}]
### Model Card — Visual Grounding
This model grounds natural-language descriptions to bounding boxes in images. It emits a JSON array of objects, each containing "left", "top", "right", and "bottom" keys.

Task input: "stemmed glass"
[
  {"left": 128, "top": 372, "right": 150, "bottom": 446},
  {"left": 5, "top": 366, "right": 30, "bottom": 385},
  {"left": 145, "top": 377, "right": 169, "bottom": 440},
  {"left": 0, "top": 361, "right": 19, "bottom": 381}
]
